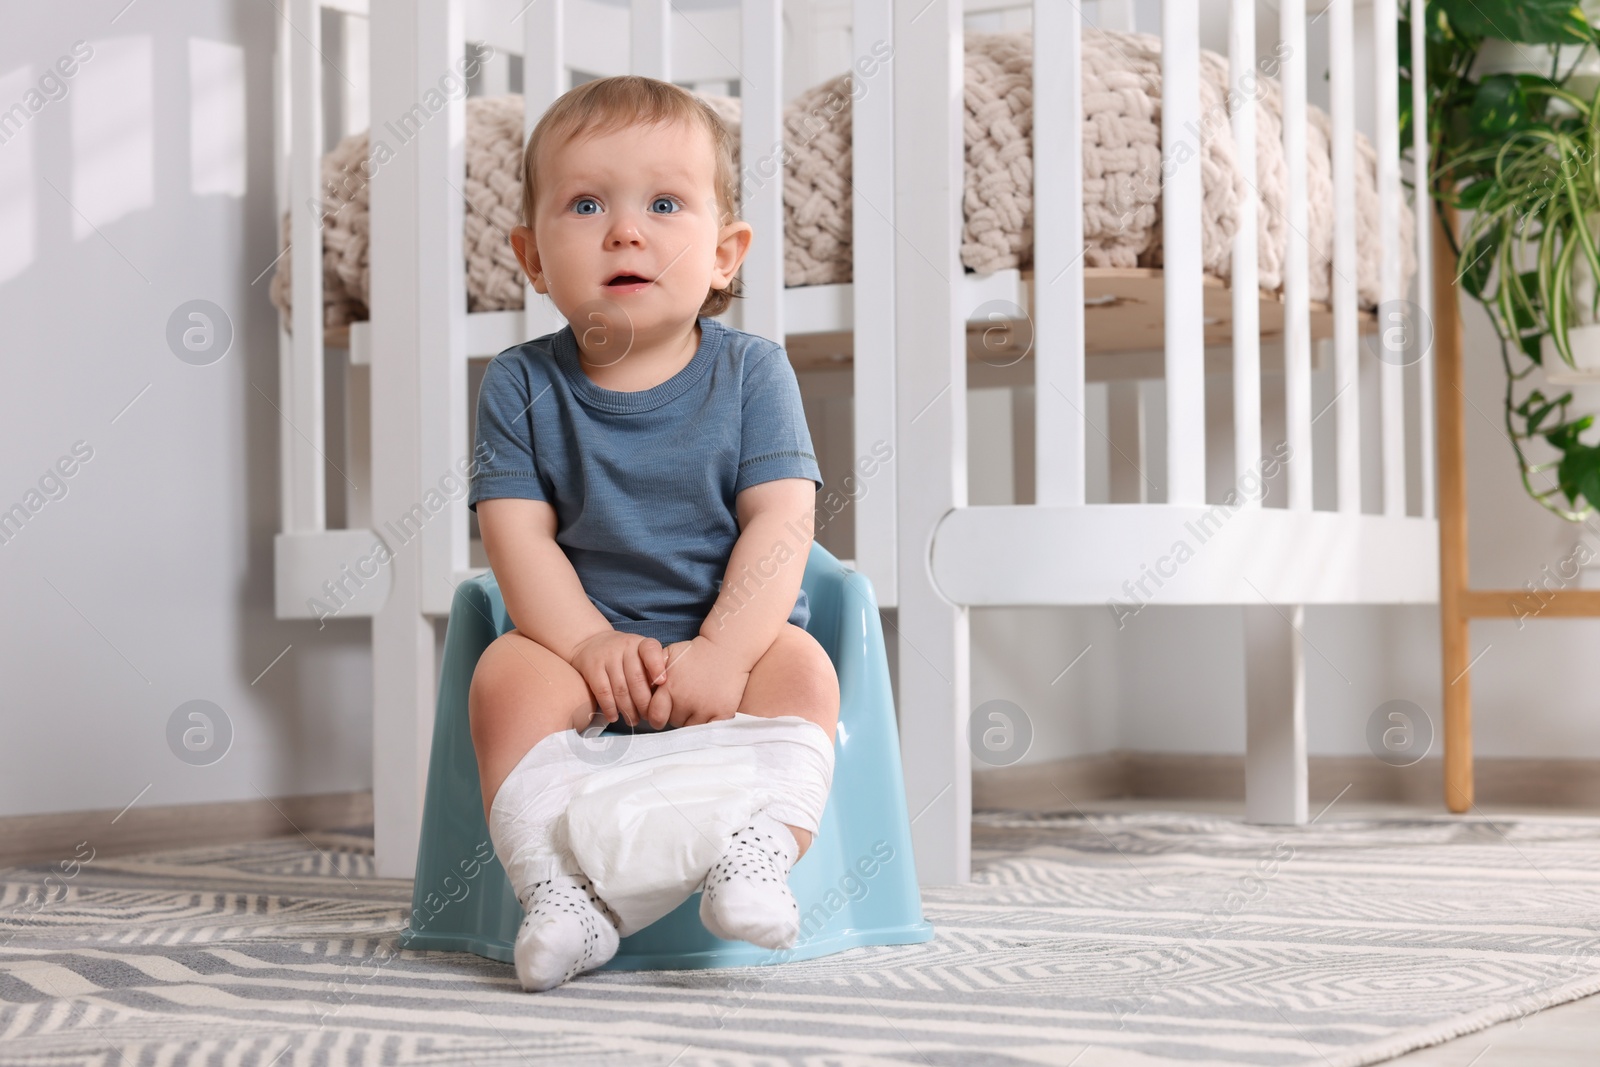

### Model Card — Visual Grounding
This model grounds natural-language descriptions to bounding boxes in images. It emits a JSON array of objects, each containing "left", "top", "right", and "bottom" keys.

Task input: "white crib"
[{"left": 271, "top": 0, "right": 1436, "bottom": 884}]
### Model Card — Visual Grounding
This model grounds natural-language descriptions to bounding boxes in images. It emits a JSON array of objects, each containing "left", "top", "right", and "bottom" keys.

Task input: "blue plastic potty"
[{"left": 399, "top": 540, "right": 935, "bottom": 969}]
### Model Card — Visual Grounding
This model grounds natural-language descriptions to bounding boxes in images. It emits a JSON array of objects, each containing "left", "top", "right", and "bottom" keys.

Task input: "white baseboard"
[
  {"left": 974, "top": 752, "right": 1600, "bottom": 812},
  {"left": 7, "top": 755, "right": 1595, "bottom": 871},
  {"left": 0, "top": 791, "right": 372, "bottom": 869}
]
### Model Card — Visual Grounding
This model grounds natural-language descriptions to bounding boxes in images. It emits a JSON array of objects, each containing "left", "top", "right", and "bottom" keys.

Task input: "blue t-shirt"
[{"left": 467, "top": 315, "right": 824, "bottom": 646}]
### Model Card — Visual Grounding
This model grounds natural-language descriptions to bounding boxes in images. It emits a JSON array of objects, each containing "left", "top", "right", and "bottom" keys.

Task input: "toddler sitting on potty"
[{"left": 466, "top": 74, "right": 840, "bottom": 992}]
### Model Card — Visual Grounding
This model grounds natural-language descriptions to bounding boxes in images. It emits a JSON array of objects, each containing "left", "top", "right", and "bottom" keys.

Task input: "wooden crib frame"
[{"left": 272, "top": 0, "right": 1435, "bottom": 884}]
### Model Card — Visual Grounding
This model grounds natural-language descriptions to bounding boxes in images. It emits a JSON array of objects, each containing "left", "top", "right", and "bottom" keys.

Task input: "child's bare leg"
[
  {"left": 470, "top": 630, "right": 625, "bottom": 991},
  {"left": 732, "top": 623, "right": 841, "bottom": 862},
  {"left": 698, "top": 623, "right": 839, "bottom": 950},
  {"left": 468, "top": 629, "right": 597, "bottom": 819}
]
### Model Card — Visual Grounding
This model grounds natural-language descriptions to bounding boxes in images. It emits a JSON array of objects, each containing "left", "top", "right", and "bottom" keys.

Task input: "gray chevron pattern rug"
[{"left": 4, "top": 809, "right": 1600, "bottom": 1066}]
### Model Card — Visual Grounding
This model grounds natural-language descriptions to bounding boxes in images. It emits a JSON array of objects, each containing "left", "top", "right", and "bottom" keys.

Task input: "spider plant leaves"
[
  {"left": 1497, "top": 232, "right": 1537, "bottom": 340},
  {"left": 1510, "top": 280, "right": 1541, "bottom": 331},
  {"left": 1437, "top": 0, "right": 1596, "bottom": 45},
  {"left": 1457, "top": 229, "right": 1497, "bottom": 297},
  {"left": 1548, "top": 232, "right": 1580, "bottom": 367},
  {"left": 1419, "top": 0, "right": 1600, "bottom": 520},
  {"left": 1560, "top": 168, "right": 1600, "bottom": 320},
  {"left": 1539, "top": 212, "right": 1559, "bottom": 310}
]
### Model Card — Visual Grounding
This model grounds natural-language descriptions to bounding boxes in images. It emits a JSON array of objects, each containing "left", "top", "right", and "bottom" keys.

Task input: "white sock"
[
  {"left": 513, "top": 871, "right": 621, "bottom": 992},
  {"left": 698, "top": 808, "right": 802, "bottom": 950}
]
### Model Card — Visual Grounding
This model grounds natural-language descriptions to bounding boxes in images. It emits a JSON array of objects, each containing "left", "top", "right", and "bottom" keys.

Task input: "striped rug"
[{"left": 4, "top": 809, "right": 1600, "bottom": 1066}]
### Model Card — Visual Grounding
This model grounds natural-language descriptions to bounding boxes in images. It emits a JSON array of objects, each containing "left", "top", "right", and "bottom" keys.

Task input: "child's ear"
[
  {"left": 510, "top": 225, "right": 547, "bottom": 293},
  {"left": 712, "top": 219, "right": 754, "bottom": 289}
]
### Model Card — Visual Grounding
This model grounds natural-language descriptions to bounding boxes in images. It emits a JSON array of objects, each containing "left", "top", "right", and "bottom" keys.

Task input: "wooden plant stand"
[{"left": 1435, "top": 203, "right": 1600, "bottom": 812}]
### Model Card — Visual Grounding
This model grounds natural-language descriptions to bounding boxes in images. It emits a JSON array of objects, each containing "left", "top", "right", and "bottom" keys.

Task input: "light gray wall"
[{"left": 1, "top": 4, "right": 377, "bottom": 819}]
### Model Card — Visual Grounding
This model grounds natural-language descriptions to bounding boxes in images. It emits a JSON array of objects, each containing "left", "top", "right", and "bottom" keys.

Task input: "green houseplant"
[{"left": 1403, "top": 0, "right": 1600, "bottom": 519}]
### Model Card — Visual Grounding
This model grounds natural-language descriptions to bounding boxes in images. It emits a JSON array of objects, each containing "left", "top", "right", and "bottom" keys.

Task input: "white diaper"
[{"left": 488, "top": 712, "right": 835, "bottom": 937}]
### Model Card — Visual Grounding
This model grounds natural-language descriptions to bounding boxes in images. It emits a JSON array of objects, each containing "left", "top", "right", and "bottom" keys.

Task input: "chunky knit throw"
[{"left": 271, "top": 28, "right": 1414, "bottom": 332}]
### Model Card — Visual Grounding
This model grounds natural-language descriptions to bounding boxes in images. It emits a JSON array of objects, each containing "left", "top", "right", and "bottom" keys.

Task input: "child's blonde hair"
[{"left": 520, "top": 75, "right": 744, "bottom": 317}]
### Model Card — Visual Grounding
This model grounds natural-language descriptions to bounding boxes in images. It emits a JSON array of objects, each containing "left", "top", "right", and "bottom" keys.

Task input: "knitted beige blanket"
[{"left": 271, "top": 28, "right": 1414, "bottom": 334}]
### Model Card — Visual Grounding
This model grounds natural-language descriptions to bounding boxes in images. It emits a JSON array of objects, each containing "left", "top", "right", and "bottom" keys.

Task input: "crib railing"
[
  {"left": 275, "top": 0, "right": 1440, "bottom": 882},
  {"left": 270, "top": 0, "right": 824, "bottom": 622},
  {"left": 273, "top": 0, "right": 907, "bottom": 622},
  {"left": 904, "top": 0, "right": 1438, "bottom": 883},
  {"left": 273, "top": 0, "right": 897, "bottom": 876},
  {"left": 928, "top": 0, "right": 1437, "bottom": 602}
]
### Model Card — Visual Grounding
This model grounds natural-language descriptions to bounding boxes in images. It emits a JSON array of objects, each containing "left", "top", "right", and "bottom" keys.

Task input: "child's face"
[{"left": 514, "top": 117, "right": 752, "bottom": 341}]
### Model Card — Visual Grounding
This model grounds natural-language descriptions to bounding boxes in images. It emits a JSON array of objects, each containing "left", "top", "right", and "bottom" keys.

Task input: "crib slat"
[
  {"left": 287, "top": 0, "right": 327, "bottom": 534},
  {"left": 1330, "top": 0, "right": 1360, "bottom": 514},
  {"left": 740, "top": 0, "right": 784, "bottom": 342},
  {"left": 1375, "top": 0, "right": 1406, "bottom": 515},
  {"left": 1280, "top": 0, "right": 1312, "bottom": 511},
  {"left": 1162, "top": 0, "right": 1205, "bottom": 506},
  {"left": 367, "top": 0, "right": 446, "bottom": 876},
  {"left": 1413, "top": 0, "right": 1435, "bottom": 519},
  {"left": 274, "top": 10, "right": 288, "bottom": 223},
  {"left": 274, "top": 7, "right": 290, "bottom": 524},
  {"left": 416, "top": 0, "right": 469, "bottom": 606},
  {"left": 632, "top": 0, "right": 670, "bottom": 79},
  {"left": 1230, "top": 0, "right": 1261, "bottom": 509},
  {"left": 852, "top": 0, "right": 897, "bottom": 605},
  {"left": 341, "top": 14, "right": 371, "bottom": 136},
  {"left": 893, "top": 0, "right": 971, "bottom": 884},
  {"left": 1033, "top": 0, "right": 1085, "bottom": 506},
  {"left": 523, "top": 3, "right": 563, "bottom": 131}
]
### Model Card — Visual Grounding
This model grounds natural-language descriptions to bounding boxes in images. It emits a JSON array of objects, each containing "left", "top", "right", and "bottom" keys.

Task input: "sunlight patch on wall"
[
  {"left": 189, "top": 38, "right": 246, "bottom": 198},
  {"left": 0, "top": 66, "right": 37, "bottom": 285},
  {"left": 72, "top": 36, "right": 152, "bottom": 240}
]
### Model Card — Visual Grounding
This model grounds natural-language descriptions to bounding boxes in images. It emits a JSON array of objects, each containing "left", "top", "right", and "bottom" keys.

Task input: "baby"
[{"left": 465, "top": 75, "right": 841, "bottom": 991}]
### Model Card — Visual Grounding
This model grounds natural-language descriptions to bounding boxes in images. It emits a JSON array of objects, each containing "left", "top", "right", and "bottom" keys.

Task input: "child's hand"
[
  {"left": 568, "top": 631, "right": 669, "bottom": 727},
  {"left": 641, "top": 636, "right": 750, "bottom": 730}
]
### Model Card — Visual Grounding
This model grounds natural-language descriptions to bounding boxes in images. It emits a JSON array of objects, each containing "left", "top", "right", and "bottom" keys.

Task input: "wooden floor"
[
  {"left": 1388, "top": 995, "right": 1600, "bottom": 1065},
  {"left": 1070, "top": 797, "right": 1600, "bottom": 1065}
]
